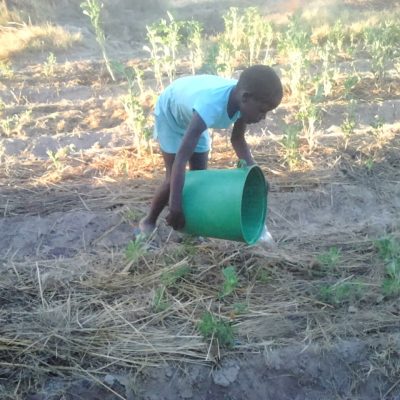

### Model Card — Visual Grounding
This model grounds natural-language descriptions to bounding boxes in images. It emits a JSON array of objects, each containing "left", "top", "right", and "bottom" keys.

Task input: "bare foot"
[{"left": 138, "top": 218, "right": 156, "bottom": 237}]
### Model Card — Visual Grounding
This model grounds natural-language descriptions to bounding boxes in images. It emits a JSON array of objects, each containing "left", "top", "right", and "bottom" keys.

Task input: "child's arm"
[
  {"left": 167, "top": 111, "right": 207, "bottom": 230},
  {"left": 230, "top": 118, "right": 255, "bottom": 166}
]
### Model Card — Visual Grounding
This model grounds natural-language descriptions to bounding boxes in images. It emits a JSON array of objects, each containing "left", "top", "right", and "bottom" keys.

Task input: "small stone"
[
  {"left": 212, "top": 362, "right": 240, "bottom": 387},
  {"left": 104, "top": 374, "right": 116, "bottom": 386}
]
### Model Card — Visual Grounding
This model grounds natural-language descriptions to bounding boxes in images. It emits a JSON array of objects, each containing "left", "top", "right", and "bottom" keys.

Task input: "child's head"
[{"left": 236, "top": 65, "right": 283, "bottom": 124}]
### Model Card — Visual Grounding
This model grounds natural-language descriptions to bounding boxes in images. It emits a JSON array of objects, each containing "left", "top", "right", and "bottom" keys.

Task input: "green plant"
[
  {"left": 341, "top": 101, "right": 357, "bottom": 145},
  {"left": 43, "top": 52, "right": 56, "bottom": 77},
  {"left": 319, "top": 280, "right": 363, "bottom": 305},
  {"left": 281, "top": 124, "right": 301, "bottom": 169},
  {"left": 375, "top": 236, "right": 400, "bottom": 297},
  {"left": 198, "top": 312, "right": 234, "bottom": 348},
  {"left": 0, "top": 115, "right": 17, "bottom": 136},
  {"left": 343, "top": 74, "right": 359, "bottom": 100},
  {"left": 125, "top": 237, "right": 145, "bottom": 262},
  {"left": 80, "top": 0, "right": 115, "bottom": 81},
  {"left": 243, "top": 7, "right": 274, "bottom": 66},
  {"left": 364, "top": 21, "right": 400, "bottom": 81},
  {"left": 153, "top": 286, "right": 169, "bottom": 312},
  {"left": 370, "top": 114, "right": 385, "bottom": 139},
  {"left": 296, "top": 95, "right": 321, "bottom": 152},
  {"left": 316, "top": 41, "right": 338, "bottom": 98},
  {"left": 317, "top": 247, "right": 341, "bottom": 269},
  {"left": 220, "top": 266, "right": 239, "bottom": 298},
  {"left": 183, "top": 20, "right": 204, "bottom": 74},
  {"left": 144, "top": 12, "right": 182, "bottom": 88},
  {"left": 161, "top": 266, "right": 190, "bottom": 287}
]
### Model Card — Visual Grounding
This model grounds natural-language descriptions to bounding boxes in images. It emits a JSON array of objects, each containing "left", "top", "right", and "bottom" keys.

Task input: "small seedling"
[
  {"left": 220, "top": 266, "right": 238, "bottom": 298},
  {"left": 318, "top": 280, "right": 363, "bottom": 305},
  {"left": 317, "top": 247, "right": 341, "bottom": 269},
  {"left": 161, "top": 266, "right": 190, "bottom": 287},
  {"left": 343, "top": 74, "right": 359, "bottom": 99},
  {"left": 153, "top": 286, "right": 169, "bottom": 312},
  {"left": 125, "top": 237, "right": 145, "bottom": 262},
  {"left": 198, "top": 312, "right": 234, "bottom": 348}
]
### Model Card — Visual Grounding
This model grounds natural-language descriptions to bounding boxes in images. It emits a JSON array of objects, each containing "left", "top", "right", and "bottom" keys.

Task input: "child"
[{"left": 139, "top": 65, "right": 283, "bottom": 236}]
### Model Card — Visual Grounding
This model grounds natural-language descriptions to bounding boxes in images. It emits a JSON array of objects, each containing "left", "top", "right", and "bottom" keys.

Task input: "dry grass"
[{"left": 0, "top": 23, "right": 81, "bottom": 61}]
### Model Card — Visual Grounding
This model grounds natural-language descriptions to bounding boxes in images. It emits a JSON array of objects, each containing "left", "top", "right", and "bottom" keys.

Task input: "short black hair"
[{"left": 237, "top": 65, "right": 283, "bottom": 109}]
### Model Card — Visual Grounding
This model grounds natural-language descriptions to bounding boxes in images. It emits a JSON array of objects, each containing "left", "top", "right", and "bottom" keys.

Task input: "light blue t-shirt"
[{"left": 154, "top": 75, "right": 241, "bottom": 153}]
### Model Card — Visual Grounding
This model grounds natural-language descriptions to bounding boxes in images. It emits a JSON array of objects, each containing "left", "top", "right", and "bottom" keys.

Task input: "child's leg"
[
  {"left": 139, "top": 151, "right": 175, "bottom": 235},
  {"left": 189, "top": 151, "right": 208, "bottom": 171}
]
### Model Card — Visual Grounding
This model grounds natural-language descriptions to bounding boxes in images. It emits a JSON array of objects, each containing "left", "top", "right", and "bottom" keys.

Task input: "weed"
[
  {"left": 281, "top": 124, "right": 301, "bottom": 169},
  {"left": 0, "top": 115, "right": 18, "bottom": 137},
  {"left": 318, "top": 280, "right": 363, "bottom": 305},
  {"left": 80, "top": 0, "right": 115, "bottom": 81},
  {"left": 198, "top": 312, "right": 234, "bottom": 348},
  {"left": 153, "top": 286, "right": 169, "bottom": 312},
  {"left": 375, "top": 236, "right": 400, "bottom": 297},
  {"left": 255, "top": 268, "right": 270, "bottom": 284},
  {"left": 375, "top": 237, "right": 400, "bottom": 262},
  {"left": 343, "top": 74, "right": 360, "bottom": 100},
  {"left": 317, "top": 247, "right": 341, "bottom": 269},
  {"left": 161, "top": 266, "right": 191, "bottom": 287},
  {"left": 125, "top": 237, "right": 145, "bottom": 263},
  {"left": 43, "top": 52, "right": 56, "bottom": 77},
  {"left": 220, "top": 266, "right": 239, "bottom": 298}
]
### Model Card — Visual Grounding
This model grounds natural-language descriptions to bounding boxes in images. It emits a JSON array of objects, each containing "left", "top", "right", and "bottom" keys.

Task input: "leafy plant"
[
  {"left": 317, "top": 247, "right": 341, "bottom": 269},
  {"left": 125, "top": 237, "right": 145, "bottom": 262},
  {"left": 153, "top": 286, "right": 169, "bottom": 312},
  {"left": 80, "top": 0, "right": 115, "bottom": 81},
  {"left": 220, "top": 266, "right": 238, "bottom": 298},
  {"left": 343, "top": 74, "right": 360, "bottom": 100},
  {"left": 296, "top": 95, "right": 321, "bottom": 152},
  {"left": 144, "top": 12, "right": 182, "bottom": 88},
  {"left": 161, "top": 266, "right": 190, "bottom": 287},
  {"left": 281, "top": 124, "right": 301, "bottom": 169},
  {"left": 375, "top": 236, "right": 400, "bottom": 297},
  {"left": 243, "top": 7, "right": 274, "bottom": 65},
  {"left": 198, "top": 312, "right": 234, "bottom": 348},
  {"left": 183, "top": 20, "right": 204, "bottom": 74},
  {"left": 319, "top": 280, "right": 363, "bottom": 305}
]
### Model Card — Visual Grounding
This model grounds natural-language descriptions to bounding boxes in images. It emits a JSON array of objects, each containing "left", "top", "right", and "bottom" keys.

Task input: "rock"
[{"left": 212, "top": 361, "right": 240, "bottom": 387}]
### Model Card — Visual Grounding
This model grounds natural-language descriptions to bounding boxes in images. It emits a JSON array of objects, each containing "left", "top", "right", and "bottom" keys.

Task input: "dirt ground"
[{"left": 1, "top": 0, "right": 400, "bottom": 399}]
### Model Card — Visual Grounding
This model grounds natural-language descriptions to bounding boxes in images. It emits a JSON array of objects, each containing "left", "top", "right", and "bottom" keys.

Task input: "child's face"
[{"left": 240, "top": 94, "right": 274, "bottom": 124}]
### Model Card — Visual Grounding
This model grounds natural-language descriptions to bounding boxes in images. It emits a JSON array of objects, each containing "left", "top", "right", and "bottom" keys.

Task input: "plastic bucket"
[{"left": 181, "top": 165, "right": 268, "bottom": 244}]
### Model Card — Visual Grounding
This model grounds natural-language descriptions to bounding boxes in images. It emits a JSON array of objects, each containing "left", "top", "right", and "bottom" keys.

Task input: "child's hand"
[{"left": 166, "top": 208, "right": 185, "bottom": 230}]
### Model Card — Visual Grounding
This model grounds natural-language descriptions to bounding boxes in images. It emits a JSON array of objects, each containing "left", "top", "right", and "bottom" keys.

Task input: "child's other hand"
[{"left": 166, "top": 208, "right": 185, "bottom": 230}]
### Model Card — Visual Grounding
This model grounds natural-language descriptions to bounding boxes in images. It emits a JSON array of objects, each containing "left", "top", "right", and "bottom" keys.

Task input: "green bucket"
[{"left": 181, "top": 165, "right": 268, "bottom": 244}]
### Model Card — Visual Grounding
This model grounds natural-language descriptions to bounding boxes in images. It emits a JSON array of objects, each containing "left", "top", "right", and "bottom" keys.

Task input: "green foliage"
[
  {"left": 182, "top": 20, "right": 204, "bottom": 74},
  {"left": 343, "top": 74, "right": 360, "bottom": 100},
  {"left": 375, "top": 236, "right": 400, "bottom": 297},
  {"left": 161, "top": 266, "right": 191, "bottom": 287},
  {"left": 220, "top": 266, "right": 238, "bottom": 298},
  {"left": 281, "top": 124, "right": 301, "bottom": 169},
  {"left": 296, "top": 95, "right": 321, "bottom": 152},
  {"left": 125, "top": 237, "right": 145, "bottom": 262},
  {"left": 375, "top": 237, "right": 400, "bottom": 262},
  {"left": 198, "top": 312, "right": 234, "bottom": 348},
  {"left": 153, "top": 286, "right": 169, "bottom": 312},
  {"left": 80, "top": 0, "right": 115, "bottom": 80},
  {"left": 317, "top": 247, "right": 341, "bottom": 269},
  {"left": 243, "top": 7, "right": 274, "bottom": 65},
  {"left": 363, "top": 21, "right": 400, "bottom": 81},
  {"left": 319, "top": 280, "right": 363, "bottom": 305},
  {"left": 144, "top": 12, "right": 182, "bottom": 87}
]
